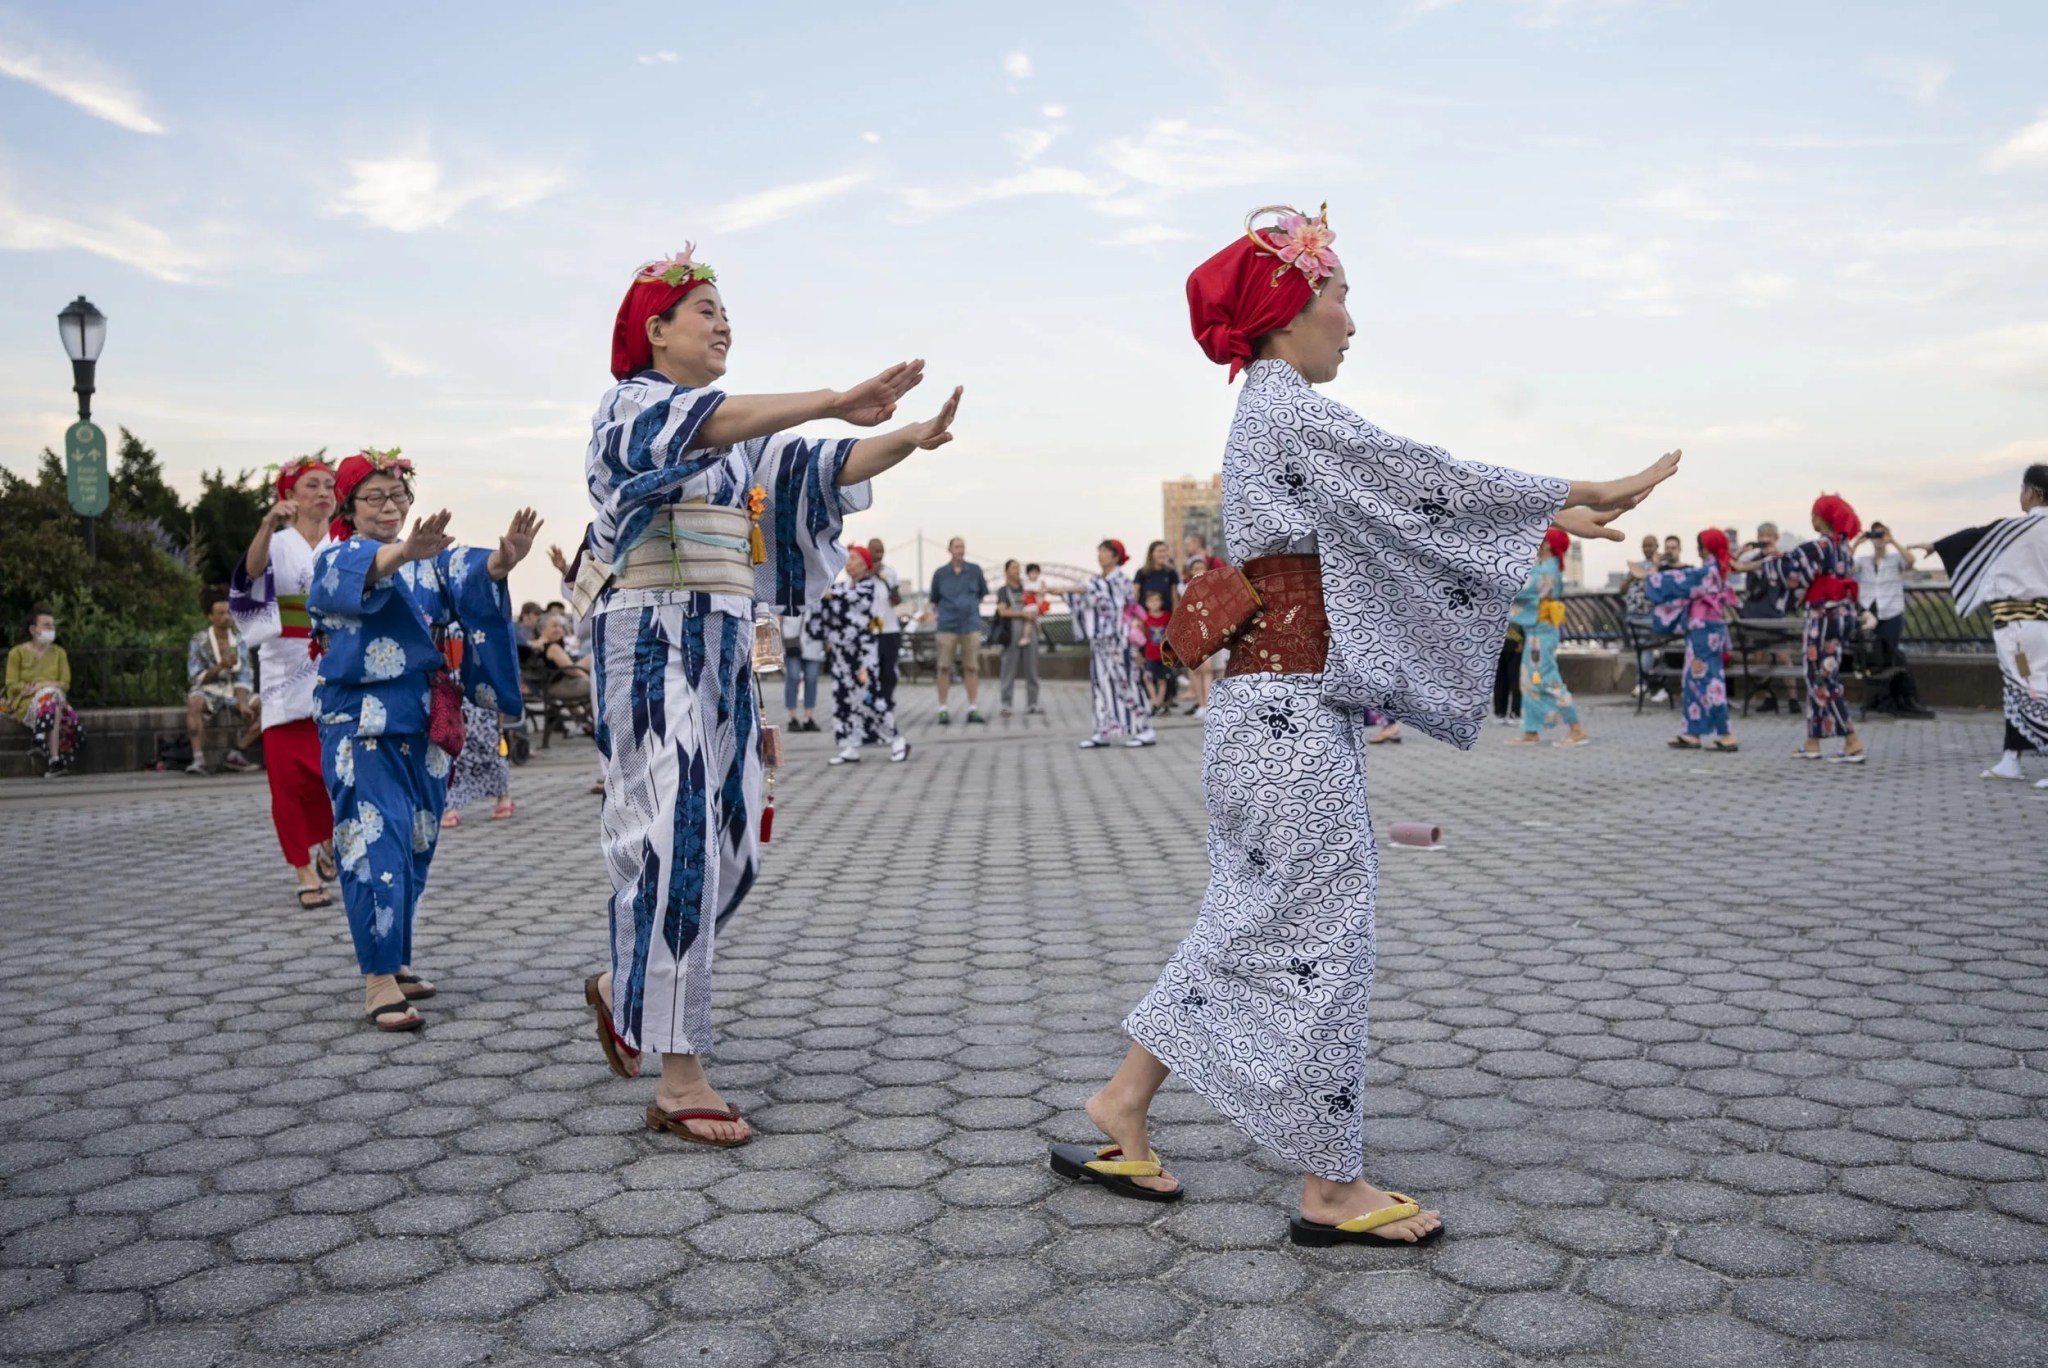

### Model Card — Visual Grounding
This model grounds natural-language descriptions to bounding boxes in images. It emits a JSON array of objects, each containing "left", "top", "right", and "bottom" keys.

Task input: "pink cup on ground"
[{"left": 1389, "top": 822, "right": 1442, "bottom": 848}]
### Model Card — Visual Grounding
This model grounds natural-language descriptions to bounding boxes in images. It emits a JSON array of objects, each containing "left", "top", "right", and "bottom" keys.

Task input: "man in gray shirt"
[{"left": 927, "top": 536, "right": 988, "bottom": 724}]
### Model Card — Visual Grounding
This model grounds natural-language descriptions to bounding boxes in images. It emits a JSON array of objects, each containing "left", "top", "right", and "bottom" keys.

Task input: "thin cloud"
[
  {"left": 1006, "top": 125, "right": 1065, "bottom": 163},
  {"left": 638, "top": 50, "right": 678, "bottom": 65},
  {"left": 860, "top": 131, "right": 882, "bottom": 144},
  {"left": 1898, "top": 322, "right": 2048, "bottom": 395},
  {"left": 1733, "top": 271, "right": 1795, "bottom": 307},
  {"left": 900, "top": 165, "right": 1117, "bottom": 218},
  {"left": 1100, "top": 118, "right": 1326, "bottom": 192},
  {"left": 705, "top": 171, "right": 872, "bottom": 232},
  {"left": 0, "top": 184, "right": 211, "bottom": 282},
  {"left": 1004, "top": 51, "right": 1033, "bottom": 79},
  {"left": 377, "top": 343, "right": 436, "bottom": 379},
  {"left": 1450, "top": 234, "right": 1680, "bottom": 317},
  {"left": 0, "top": 12, "right": 164, "bottom": 133},
  {"left": 1099, "top": 224, "right": 1191, "bottom": 248},
  {"left": 1411, "top": 0, "right": 1636, "bottom": 26},
  {"left": 1865, "top": 56, "right": 1951, "bottom": 105},
  {"left": 1987, "top": 111, "right": 2048, "bottom": 173},
  {"left": 328, "top": 150, "right": 565, "bottom": 233}
]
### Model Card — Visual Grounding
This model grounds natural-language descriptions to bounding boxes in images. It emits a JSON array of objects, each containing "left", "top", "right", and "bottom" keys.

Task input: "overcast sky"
[{"left": 2, "top": 0, "right": 2043, "bottom": 601}]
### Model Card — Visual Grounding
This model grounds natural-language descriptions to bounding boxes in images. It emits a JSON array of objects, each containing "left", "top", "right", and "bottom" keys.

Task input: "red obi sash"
[{"left": 1805, "top": 574, "right": 1860, "bottom": 607}]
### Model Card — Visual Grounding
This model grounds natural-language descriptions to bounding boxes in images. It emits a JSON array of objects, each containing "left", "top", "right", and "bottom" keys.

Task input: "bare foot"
[
  {"left": 654, "top": 1055, "right": 750, "bottom": 1144},
  {"left": 1083, "top": 1087, "right": 1179, "bottom": 1195},
  {"left": 1302, "top": 1175, "right": 1443, "bottom": 1242}
]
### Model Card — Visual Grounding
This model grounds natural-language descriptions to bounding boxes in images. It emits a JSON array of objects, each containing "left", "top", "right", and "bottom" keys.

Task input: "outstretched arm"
[
  {"left": 691, "top": 361, "right": 928, "bottom": 450},
  {"left": 1562, "top": 450, "right": 1682, "bottom": 517},
  {"left": 838, "top": 386, "right": 964, "bottom": 486}
]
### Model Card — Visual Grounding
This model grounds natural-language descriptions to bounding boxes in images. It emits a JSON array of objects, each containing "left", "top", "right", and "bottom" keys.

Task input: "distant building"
[
  {"left": 1564, "top": 540, "right": 1585, "bottom": 588},
  {"left": 1164, "top": 474, "right": 1224, "bottom": 560}
]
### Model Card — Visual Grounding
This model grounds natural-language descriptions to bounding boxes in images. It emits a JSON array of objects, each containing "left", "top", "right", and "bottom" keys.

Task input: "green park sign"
[{"left": 64, "top": 420, "right": 109, "bottom": 517}]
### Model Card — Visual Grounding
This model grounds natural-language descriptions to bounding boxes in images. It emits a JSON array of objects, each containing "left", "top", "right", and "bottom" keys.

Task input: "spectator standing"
[
  {"left": 1491, "top": 623, "right": 1524, "bottom": 724},
  {"left": 1134, "top": 540, "right": 1183, "bottom": 713},
  {"left": 1139, "top": 589, "right": 1173, "bottom": 713},
  {"left": 1622, "top": 533, "right": 1661, "bottom": 700},
  {"left": 516, "top": 602, "right": 544, "bottom": 650},
  {"left": 1183, "top": 555, "right": 1215, "bottom": 717},
  {"left": 927, "top": 536, "right": 988, "bottom": 724},
  {"left": 1659, "top": 535, "right": 1685, "bottom": 569},
  {"left": 995, "top": 559, "right": 1043, "bottom": 716},
  {"left": 1854, "top": 521, "right": 1933, "bottom": 718},
  {"left": 5, "top": 608, "right": 82, "bottom": 777},
  {"left": 1739, "top": 523, "right": 1791, "bottom": 617},
  {"left": 867, "top": 537, "right": 903, "bottom": 710},
  {"left": 781, "top": 608, "right": 822, "bottom": 731},
  {"left": 184, "top": 592, "right": 259, "bottom": 774}
]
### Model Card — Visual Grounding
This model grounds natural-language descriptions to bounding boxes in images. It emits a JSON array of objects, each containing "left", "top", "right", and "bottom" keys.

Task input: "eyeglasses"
[{"left": 355, "top": 489, "right": 413, "bottom": 509}]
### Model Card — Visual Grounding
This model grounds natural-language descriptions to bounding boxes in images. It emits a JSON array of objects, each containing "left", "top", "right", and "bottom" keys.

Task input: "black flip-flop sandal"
[
  {"left": 1288, "top": 1192, "right": 1443, "bottom": 1247},
  {"left": 365, "top": 1000, "right": 422, "bottom": 1033},
  {"left": 1048, "top": 1143, "right": 1184, "bottom": 1203},
  {"left": 295, "top": 887, "right": 333, "bottom": 909},
  {"left": 315, "top": 848, "right": 337, "bottom": 882},
  {"left": 395, "top": 972, "right": 436, "bottom": 1000},
  {"left": 1668, "top": 737, "right": 1701, "bottom": 750}
]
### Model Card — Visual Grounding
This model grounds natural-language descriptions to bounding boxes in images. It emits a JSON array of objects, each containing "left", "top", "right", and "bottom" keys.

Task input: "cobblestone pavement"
[{"left": 1, "top": 682, "right": 2044, "bottom": 1367}]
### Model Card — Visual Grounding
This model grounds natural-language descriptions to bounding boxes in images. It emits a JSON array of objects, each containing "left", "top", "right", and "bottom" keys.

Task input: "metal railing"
[
  {"left": 61, "top": 646, "right": 193, "bottom": 709},
  {"left": 1560, "top": 587, "right": 1991, "bottom": 653}
]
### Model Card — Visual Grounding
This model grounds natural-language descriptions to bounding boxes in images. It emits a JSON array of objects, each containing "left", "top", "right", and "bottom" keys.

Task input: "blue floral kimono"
[
  {"left": 1646, "top": 562, "right": 1740, "bottom": 738},
  {"left": 1510, "top": 559, "right": 1579, "bottom": 734},
  {"left": 585, "top": 371, "right": 869, "bottom": 1057},
  {"left": 307, "top": 539, "right": 521, "bottom": 975}
]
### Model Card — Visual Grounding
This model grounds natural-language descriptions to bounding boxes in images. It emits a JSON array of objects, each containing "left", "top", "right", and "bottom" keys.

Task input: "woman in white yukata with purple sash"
[
  {"left": 1051, "top": 205, "right": 1680, "bottom": 1245},
  {"left": 580, "top": 247, "right": 961, "bottom": 1147}
]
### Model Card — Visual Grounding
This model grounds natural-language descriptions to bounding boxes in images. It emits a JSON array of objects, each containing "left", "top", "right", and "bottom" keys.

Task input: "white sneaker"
[
  {"left": 184, "top": 758, "right": 207, "bottom": 775},
  {"left": 1192, "top": 705, "right": 1206, "bottom": 718},
  {"left": 829, "top": 747, "right": 861, "bottom": 766},
  {"left": 1984, "top": 756, "right": 2025, "bottom": 782},
  {"left": 1650, "top": 688, "right": 1669, "bottom": 704},
  {"left": 2035, "top": 777, "right": 2048, "bottom": 790},
  {"left": 890, "top": 738, "right": 911, "bottom": 763}
]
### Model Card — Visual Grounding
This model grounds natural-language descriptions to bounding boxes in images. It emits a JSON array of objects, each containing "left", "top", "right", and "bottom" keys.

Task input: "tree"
[
  {"left": 109, "top": 428, "right": 187, "bottom": 544},
  {"left": 190, "top": 469, "right": 269, "bottom": 589}
]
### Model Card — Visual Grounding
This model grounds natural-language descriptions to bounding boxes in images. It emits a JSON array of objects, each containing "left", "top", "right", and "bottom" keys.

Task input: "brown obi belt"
[{"left": 1224, "top": 555, "right": 1329, "bottom": 677}]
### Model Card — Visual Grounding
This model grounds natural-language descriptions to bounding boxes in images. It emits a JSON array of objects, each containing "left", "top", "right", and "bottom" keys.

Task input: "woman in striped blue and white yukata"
[{"left": 582, "top": 248, "right": 961, "bottom": 1146}]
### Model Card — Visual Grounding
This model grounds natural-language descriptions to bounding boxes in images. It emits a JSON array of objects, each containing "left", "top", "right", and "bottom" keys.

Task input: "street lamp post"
[{"left": 57, "top": 296, "right": 109, "bottom": 558}]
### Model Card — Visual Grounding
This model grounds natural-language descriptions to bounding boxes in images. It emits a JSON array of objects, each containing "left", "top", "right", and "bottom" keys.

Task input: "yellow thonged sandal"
[
  {"left": 1048, "top": 1143, "right": 1184, "bottom": 1203},
  {"left": 1288, "top": 1192, "right": 1443, "bottom": 1246}
]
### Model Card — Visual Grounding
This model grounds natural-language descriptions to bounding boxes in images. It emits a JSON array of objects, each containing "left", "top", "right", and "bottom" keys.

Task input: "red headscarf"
[
  {"left": 275, "top": 457, "right": 333, "bottom": 501},
  {"left": 329, "top": 448, "right": 413, "bottom": 543},
  {"left": 1187, "top": 206, "right": 1338, "bottom": 381},
  {"left": 611, "top": 249, "right": 719, "bottom": 381},
  {"left": 1811, "top": 493, "right": 1861, "bottom": 541},
  {"left": 1542, "top": 528, "right": 1571, "bottom": 565},
  {"left": 845, "top": 544, "right": 873, "bottom": 574},
  {"left": 1103, "top": 539, "right": 1130, "bottom": 566},
  {"left": 1698, "top": 527, "right": 1732, "bottom": 573}
]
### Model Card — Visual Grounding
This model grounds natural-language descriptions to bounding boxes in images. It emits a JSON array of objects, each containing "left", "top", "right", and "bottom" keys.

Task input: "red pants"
[{"left": 263, "top": 719, "right": 333, "bottom": 867}]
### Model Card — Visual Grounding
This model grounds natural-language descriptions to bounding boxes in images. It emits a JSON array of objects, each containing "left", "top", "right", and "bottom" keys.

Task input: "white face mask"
[{"left": 34, "top": 629, "right": 55, "bottom": 646}]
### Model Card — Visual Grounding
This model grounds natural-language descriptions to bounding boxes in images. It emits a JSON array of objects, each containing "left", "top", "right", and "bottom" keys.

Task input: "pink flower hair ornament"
[
  {"left": 1244, "top": 203, "right": 1339, "bottom": 292},
  {"left": 636, "top": 245, "right": 718, "bottom": 289}
]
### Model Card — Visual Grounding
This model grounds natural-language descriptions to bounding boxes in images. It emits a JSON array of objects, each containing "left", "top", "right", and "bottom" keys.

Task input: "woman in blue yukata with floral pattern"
[
  {"left": 1734, "top": 494, "right": 1869, "bottom": 764},
  {"left": 307, "top": 448, "right": 540, "bottom": 1031},
  {"left": 1640, "top": 527, "right": 1741, "bottom": 752}
]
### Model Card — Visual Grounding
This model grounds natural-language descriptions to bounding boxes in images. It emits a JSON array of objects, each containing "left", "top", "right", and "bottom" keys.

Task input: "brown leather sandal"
[
  {"left": 643, "top": 1102, "right": 751, "bottom": 1148},
  {"left": 584, "top": 974, "right": 640, "bottom": 1079}
]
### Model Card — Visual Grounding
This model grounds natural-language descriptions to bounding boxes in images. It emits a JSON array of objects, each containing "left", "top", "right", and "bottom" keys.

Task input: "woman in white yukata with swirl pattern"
[
  {"left": 1052, "top": 206, "right": 1680, "bottom": 1245},
  {"left": 582, "top": 248, "right": 961, "bottom": 1147}
]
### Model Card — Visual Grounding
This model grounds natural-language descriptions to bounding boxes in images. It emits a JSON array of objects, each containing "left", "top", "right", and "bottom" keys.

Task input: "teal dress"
[{"left": 1511, "top": 559, "right": 1579, "bottom": 733}]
